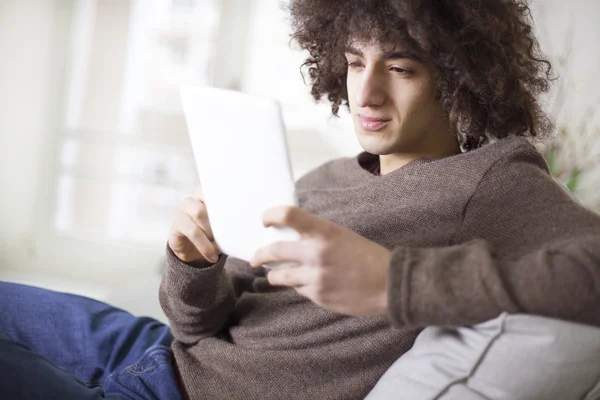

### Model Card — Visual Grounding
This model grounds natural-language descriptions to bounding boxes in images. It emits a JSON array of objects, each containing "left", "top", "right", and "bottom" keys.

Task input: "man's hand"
[
  {"left": 168, "top": 186, "right": 220, "bottom": 264},
  {"left": 249, "top": 206, "right": 391, "bottom": 316}
]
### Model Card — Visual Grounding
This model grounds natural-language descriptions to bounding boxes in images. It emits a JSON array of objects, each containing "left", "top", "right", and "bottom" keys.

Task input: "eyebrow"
[{"left": 344, "top": 45, "right": 422, "bottom": 61}]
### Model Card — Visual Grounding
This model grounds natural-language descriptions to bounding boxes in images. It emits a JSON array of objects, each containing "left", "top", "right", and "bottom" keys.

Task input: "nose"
[{"left": 355, "top": 67, "right": 386, "bottom": 108}]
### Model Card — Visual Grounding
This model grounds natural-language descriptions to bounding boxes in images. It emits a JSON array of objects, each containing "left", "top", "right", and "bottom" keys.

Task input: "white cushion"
[{"left": 367, "top": 313, "right": 600, "bottom": 400}]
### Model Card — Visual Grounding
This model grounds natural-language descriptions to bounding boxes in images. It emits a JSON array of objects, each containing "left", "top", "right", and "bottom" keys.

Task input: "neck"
[{"left": 379, "top": 138, "right": 461, "bottom": 175}]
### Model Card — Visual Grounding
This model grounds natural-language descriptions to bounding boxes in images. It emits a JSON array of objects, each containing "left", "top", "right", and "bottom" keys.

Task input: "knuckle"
[
  {"left": 280, "top": 206, "right": 296, "bottom": 224},
  {"left": 192, "top": 205, "right": 205, "bottom": 221},
  {"left": 314, "top": 268, "right": 326, "bottom": 285},
  {"left": 310, "top": 242, "right": 328, "bottom": 264},
  {"left": 187, "top": 205, "right": 209, "bottom": 229}
]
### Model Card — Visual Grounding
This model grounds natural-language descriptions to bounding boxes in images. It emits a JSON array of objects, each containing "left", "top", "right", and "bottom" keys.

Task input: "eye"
[
  {"left": 390, "top": 66, "right": 411, "bottom": 75},
  {"left": 347, "top": 61, "right": 364, "bottom": 69}
]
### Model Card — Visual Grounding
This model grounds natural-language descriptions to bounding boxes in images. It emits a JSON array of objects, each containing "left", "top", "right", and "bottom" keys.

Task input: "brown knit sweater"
[{"left": 159, "top": 136, "right": 600, "bottom": 400}]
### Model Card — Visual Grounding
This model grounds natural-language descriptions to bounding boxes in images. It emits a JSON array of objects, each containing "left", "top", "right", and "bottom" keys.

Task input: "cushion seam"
[{"left": 432, "top": 312, "right": 508, "bottom": 399}]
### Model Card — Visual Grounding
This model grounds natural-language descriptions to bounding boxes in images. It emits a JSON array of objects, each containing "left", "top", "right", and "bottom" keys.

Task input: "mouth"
[{"left": 357, "top": 114, "right": 392, "bottom": 132}]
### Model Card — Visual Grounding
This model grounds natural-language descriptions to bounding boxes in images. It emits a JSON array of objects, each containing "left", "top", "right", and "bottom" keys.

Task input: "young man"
[{"left": 2, "top": 0, "right": 600, "bottom": 399}]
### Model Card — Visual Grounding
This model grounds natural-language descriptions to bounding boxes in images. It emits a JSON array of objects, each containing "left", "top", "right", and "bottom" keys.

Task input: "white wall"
[
  {"left": 0, "top": 0, "right": 162, "bottom": 277},
  {"left": 0, "top": 1, "right": 62, "bottom": 265}
]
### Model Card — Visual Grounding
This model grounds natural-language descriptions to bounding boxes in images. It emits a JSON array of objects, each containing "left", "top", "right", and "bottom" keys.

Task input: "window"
[
  {"left": 57, "top": 0, "right": 220, "bottom": 247},
  {"left": 54, "top": 0, "right": 360, "bottom": 251}
]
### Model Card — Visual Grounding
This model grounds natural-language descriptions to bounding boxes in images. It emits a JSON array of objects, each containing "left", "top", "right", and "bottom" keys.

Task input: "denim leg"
[
  {"left": 104, "top": 345, "right": 183, "bottom": 400},
  {"left": 0, "top": 331, "right": 125, "bottom": 400},
  {"left": 0, "top": 282, "right": 175, "bottom": 390}
]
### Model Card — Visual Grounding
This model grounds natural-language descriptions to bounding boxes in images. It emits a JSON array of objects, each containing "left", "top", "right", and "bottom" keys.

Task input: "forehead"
[
  {"left": 345, "top": 39, "right": 423, "bottom": 61},
  {"left": 347, "top": 39, "right": 402, "bottom": 52}
]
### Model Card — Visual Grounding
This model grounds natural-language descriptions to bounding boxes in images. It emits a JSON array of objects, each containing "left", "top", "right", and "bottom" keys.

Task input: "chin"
[{"left": 355, "top": 130, "right": 399, "bottom": 155}]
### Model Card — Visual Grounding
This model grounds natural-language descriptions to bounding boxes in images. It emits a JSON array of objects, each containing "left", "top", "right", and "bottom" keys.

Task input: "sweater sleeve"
[
  {"left": 387, "top": 144, "right": 600, "bottom": 329},
  {"left": 159, "top": 245, "right": 236, "bottom": 345}
]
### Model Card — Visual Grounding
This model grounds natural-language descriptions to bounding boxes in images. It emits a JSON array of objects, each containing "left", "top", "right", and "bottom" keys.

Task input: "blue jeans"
[{"left": 0, "top": 282, "right": 182, "bottom": 400}]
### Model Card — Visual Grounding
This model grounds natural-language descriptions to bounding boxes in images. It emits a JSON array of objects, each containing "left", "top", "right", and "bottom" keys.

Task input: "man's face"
[{"left": 345, "top": 41, "right": 452, "bottom": 157}]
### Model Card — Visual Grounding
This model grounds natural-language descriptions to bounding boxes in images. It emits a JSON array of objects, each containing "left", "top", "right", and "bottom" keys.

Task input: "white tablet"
[{"left": 180, "top": 86, "right": 300, "bottom": 266}]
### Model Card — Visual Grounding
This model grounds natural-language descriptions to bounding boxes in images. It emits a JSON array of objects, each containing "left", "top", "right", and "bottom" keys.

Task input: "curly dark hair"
[{"left": 287, "top": 0, "right": 555, "bottom": 150}]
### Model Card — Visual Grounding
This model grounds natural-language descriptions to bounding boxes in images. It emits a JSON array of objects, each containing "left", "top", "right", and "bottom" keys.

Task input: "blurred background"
[{"left": 0, "top": 0, "right": 598, "bottom": 321}]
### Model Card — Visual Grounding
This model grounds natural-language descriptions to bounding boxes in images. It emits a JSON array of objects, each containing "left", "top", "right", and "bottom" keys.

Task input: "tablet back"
[{"left": 180, "top": 87, "right": 300, "bottom": 262}]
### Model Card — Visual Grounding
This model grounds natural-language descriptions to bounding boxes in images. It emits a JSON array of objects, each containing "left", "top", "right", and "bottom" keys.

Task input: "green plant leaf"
[
  {"left": 545, "top": 146, "right": 558, "bottom": 177},
  {"left": 566, "top": 168, "right": 581, "bottom": 193}
]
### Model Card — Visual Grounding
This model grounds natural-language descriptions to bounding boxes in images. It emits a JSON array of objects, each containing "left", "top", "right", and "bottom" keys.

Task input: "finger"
[
  {"left": 179, "top": 213, "right": 220, "bottom": 262},
  {"left": 267, "top": 265, "right": 313, "bottom": 287},
  {"left": 249, "top": 241, "right": 306, "bottom": 267},
  {"left": 262, "top": 206, "right": 328, "bottom": 238},
  {"left": 181, "top": 196, "right": 214, "bottom": 241}
]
